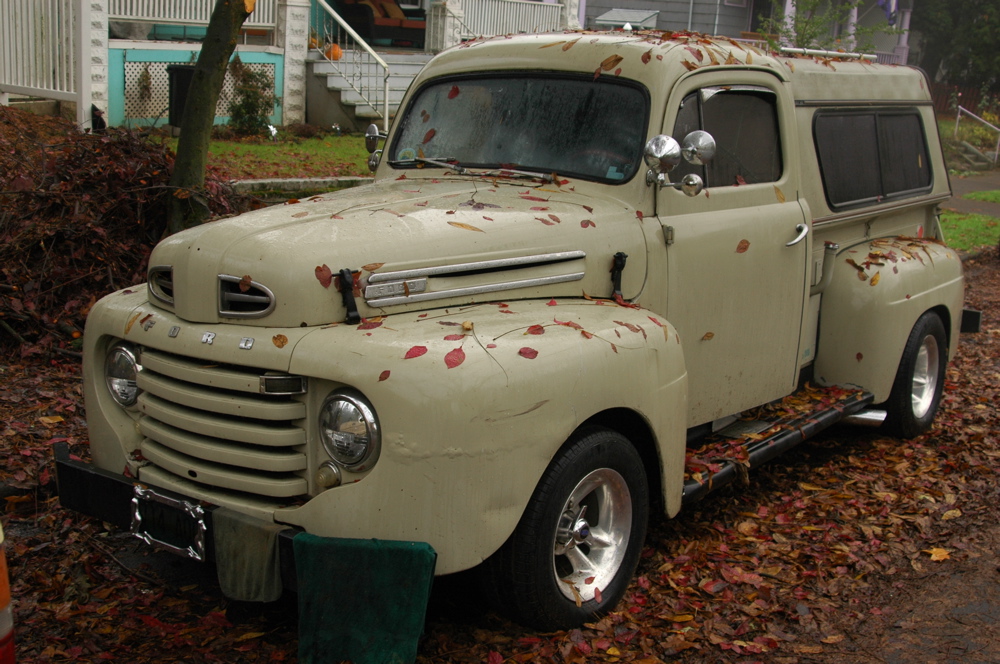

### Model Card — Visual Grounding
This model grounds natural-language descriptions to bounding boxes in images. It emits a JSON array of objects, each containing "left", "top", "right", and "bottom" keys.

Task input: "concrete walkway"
[{"left": 944, "top": 170, "right": 1000, "bottom": 217}]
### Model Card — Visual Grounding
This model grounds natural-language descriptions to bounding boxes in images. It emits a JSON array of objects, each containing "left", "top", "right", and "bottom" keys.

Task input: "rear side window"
[
  {"left": 814, "top": 110, "right": 931, "bottom": 209},
  {"left": 671, "top": 86, "right": 783, "bottom": 187}
]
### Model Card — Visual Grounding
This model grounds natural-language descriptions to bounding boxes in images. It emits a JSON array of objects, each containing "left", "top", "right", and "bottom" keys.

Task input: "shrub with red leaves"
[{"left": 0, "top": 106, "right": 254, "bottom": 355}]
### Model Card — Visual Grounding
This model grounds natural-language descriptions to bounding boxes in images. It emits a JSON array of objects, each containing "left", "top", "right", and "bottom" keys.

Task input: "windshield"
[{"left": 390, "top": 74, "right": 649, "bottom": 184}]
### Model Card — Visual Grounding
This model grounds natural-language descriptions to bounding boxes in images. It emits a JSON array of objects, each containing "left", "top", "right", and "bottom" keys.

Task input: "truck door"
[{"left": 657, "top": 72, "right": 810, "bottom": 427}]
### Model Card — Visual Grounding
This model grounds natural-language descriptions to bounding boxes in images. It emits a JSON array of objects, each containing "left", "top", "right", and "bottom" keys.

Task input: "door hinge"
[{"left": 663, "top": 225, "right": 675, "bottom": 245}]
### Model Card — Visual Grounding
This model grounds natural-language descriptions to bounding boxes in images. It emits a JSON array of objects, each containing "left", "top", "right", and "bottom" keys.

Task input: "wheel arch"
[{"left": 581, "top": 409, "right": 664, "bottom": 516}]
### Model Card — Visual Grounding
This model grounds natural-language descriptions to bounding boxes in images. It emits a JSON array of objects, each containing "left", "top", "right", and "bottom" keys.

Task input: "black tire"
[
  {"left": 481, "top": 427, "right": 649, "bottom": 630},
  {"left": 882, "top": 311, "right": 947, "bottom": 439}
]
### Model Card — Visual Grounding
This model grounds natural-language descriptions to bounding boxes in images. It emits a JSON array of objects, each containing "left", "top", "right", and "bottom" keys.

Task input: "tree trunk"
[{"left": 168, "top": 0, "right": 255, "bottom": 235}]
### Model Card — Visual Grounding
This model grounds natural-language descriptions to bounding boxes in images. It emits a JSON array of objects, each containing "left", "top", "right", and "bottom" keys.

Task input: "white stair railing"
[
  {"left": 312, "top": 0, "right": 390, "bottom": 131},
  {"left": 954, "top": 105, "right": 1000, "bottom": 166},
  {"left": 461, "top": 0, "right": 562, "bottom": 38}
]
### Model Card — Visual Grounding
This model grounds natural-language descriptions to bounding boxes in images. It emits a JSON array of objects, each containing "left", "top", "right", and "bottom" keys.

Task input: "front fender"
[
  {"left": 814, "top": 237, "right": 964, "bottom": 401},
  {"left": 276, "top": 299, "right": 687, "bottom": 574}
]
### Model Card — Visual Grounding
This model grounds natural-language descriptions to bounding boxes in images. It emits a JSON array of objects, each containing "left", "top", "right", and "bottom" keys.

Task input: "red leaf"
[
  {"left": 520, "top": 194, "right": 549, "bottom": 202},
  {"left": 581, "top": 219, "right": 596, "bottom": 228},
  {"left": 443, "top": 334, "right": 465, "bottom": 341},
  {"left": 378, "top": 370, "right": 391, "bottom": 382},
  {"left": 635, "top": 210, "right": 644, "bottom": 220},
  {"left": 641, "top": 49, "right": 652, "bottom": 64},
  {"left": 518, "top": 347, "right": 539, "bottom": 359},
  {"left": 554, "top": 317, "right": 583, "bottom": 330},
  {"left": 448, "top": 85, "right": 460, "bottom": 99},
  {"left": 487, "top": 652, "right": 503, "bottom": 664},
  {"left": 404, "top": 346, "right": 428, "bottom": 359},
  {"left": 358, "top": 320, "right": 383, "bottom": 330},
  {"left": 648, "top": 316, "right": 665, "bottom": 327},
  {"left": 526, "top": 324, "right": 545, "bottom": 335},
  {"left": 315, "top": 264, "right": 333, "bottom": 288},
  {"left": 546, "top": 299, "right": 558, "bottom": 306},
  {"left": 423, "top": 128, "right": 436, "bottom": 144},
  {"left": 445, "top": 347, "right": 466, "bottom": 369}
]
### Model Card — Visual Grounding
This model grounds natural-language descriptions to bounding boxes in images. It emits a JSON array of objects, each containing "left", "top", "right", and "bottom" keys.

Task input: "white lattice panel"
[{"left": 123, "top": 61, "right": 275, "bottom": 123}]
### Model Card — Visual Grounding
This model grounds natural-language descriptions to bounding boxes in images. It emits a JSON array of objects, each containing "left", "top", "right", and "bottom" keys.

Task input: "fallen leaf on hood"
[
  {"left": 378, "top": 370, "right": 390, "bottom": 382},
  {"left": 518, "top": 347, "right": 538, "bottom": 359},
  {"left": 315, "top": 264, "right": 333, "bottom": 288},
  {"left": 272, "top": 335, "right": 288, "bottom": 349},
  {"left": 404, "top": 345, "right": 427, "bottom": 359},
  {"left": 445, "top": 347, "right": 465, "bottom": 369},
  {"left": 448, "top": 221, "right": 485, "bottom": 232}
]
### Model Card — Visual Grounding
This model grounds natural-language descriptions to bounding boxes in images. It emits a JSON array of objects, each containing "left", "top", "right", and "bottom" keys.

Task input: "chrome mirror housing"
[
  {"left": 364, "top": 123, "right": 382, "bottom": 153},
  {"left": 678, "top": 173, "right": 704, "bottom": 197},
  {"left": 367, "top": 150, "right": 382, "bottom": 173},
  {"left": 643, "top": 135, "right": 682, "bottom": 174},
  {"left": 681, "top": 130, "right": 716, "bottom": 166}
]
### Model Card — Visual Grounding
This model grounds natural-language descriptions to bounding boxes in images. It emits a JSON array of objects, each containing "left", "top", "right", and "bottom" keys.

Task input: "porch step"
[
  {"left": 682, "top": 384, "right": 874, "bottom": 504},
  {"left": 958, "top": 141, "right": 993, "bottom": 170},
  {"left": 307, "top": 49, "right": 433, "bottom": 129}
]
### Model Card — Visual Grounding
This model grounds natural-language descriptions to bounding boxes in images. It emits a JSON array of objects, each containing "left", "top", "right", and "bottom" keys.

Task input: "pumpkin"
[{"left": 325, "top": 43, "right": 343, "bottom": 61}]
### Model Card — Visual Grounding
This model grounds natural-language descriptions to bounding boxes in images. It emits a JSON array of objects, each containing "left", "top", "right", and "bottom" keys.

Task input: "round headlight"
[
  {"left": 105, "top": 342, "right": 141, "bottom": 407},
  {"left": 318, "top": 393, "right": 380, "bottom": 470}
]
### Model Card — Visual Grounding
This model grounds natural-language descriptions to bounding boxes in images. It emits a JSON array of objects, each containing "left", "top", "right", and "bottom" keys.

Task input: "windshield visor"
[{"left": 390, "top": 74, "right": 649, "bottom": 184}]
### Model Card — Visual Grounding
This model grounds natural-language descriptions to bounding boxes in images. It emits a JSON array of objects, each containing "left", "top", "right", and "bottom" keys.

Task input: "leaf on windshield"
[
  {"left": 422, "top": 129, "right": 436, "bottom": 144},
  {"left": 448, "top": 86, "right": 460, "bottom": 99},
  {"left": 601, "top": 54, "right": 624, "bottom": 71},
  {"left": 562, "top": 38, "right": 580, "bottom": 51},
  {"left": 448, "top": 221, "right": 485, "bottom": 232},
  {"left": 445, "top": 347, "right": 466, "bottom": 369}
]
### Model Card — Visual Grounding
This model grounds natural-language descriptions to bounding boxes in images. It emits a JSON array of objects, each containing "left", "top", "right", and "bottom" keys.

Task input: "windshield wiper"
[{"left": 388, "top": 157, "right": 555, "bottom": 183}]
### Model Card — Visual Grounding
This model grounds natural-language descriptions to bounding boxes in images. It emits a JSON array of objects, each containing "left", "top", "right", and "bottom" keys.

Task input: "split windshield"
[{"left": 390, "top": 74, "right": 649, "bottom": 184}]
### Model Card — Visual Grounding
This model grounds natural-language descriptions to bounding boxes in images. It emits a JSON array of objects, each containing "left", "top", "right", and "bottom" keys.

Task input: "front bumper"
[{"left": 54, "top": 443, "right": 300, "bottom": 593}]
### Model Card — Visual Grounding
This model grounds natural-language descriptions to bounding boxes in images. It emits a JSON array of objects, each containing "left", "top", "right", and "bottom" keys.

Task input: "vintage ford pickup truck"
[{"left": 57, "top": 31, "right": 970, "bottom": 629}]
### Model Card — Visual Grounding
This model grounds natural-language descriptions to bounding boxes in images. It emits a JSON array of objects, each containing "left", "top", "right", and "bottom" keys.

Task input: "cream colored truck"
[{"left": 56, "top": 32, "right": 973, "bottom": 630}]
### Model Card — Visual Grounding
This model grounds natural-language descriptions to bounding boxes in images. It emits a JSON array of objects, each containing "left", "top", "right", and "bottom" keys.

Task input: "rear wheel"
[
  {"left": 882, "top": 312, "right": 947, "bottom": 439},
  {"left": 481, "top": 428, "right": 649, "bottom": 630}
]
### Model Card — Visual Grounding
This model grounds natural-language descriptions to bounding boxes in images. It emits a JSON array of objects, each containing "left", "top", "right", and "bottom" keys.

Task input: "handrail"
[
  {"left": 954, "top": 105, "right": 1000, "bottom": 166},
  {"left": 314, "top": 0, "right": 390, "bottom": 132}
]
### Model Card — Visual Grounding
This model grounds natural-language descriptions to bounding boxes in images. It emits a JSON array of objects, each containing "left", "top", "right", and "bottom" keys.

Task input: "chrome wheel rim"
[
  {"left": 552, "top": 468, "right": 631, "bottom": 603},
  {"left": 911, "top": 333, "right": 941, "bottom": 420}
]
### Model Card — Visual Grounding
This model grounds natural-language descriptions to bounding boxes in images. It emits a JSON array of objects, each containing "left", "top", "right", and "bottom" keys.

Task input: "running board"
[{"left": 682, "top": 386, "right": 874, "bottom": 504}]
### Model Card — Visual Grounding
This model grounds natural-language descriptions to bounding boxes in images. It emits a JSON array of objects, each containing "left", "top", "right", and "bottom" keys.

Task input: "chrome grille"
[
  {"left": 148, "top": 266, "right": 174, "bottom": 307},
  {"left": 135, "top": 348, "right": 308, "bottom": 500},
  {"left": 218, "top": 274, "right": 276, "bottom": 318}
]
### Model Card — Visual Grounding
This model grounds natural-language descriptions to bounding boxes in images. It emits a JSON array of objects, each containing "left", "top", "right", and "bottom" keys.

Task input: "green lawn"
[
  {"left": 167, "top": 134, "right": 371, "bottom": 180},
  {"left": 940, "top": 210, "right": 1000, "bottom": 251},
  {"left": 964, "top": 189, "right": 1000, "bottom": 204}
]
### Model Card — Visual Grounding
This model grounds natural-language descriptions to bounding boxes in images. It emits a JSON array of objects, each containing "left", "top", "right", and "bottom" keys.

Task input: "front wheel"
[
  {"left": 481, "top": 428, "right": 649, "bottom": 630},
  {"left": 882, "top": 311, "right": 948, "bottom": 439}
]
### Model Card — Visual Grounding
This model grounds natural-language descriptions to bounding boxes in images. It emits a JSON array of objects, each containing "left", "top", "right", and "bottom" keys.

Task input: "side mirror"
[
  {"left": 681, "top": 130, "right": 715, "bottom": 166},
  {"left": 364, "top": 123, "right": 382, "bottom": 153},
  {"left": 643, "top": 135, "right": 682, "bottom": 174}
]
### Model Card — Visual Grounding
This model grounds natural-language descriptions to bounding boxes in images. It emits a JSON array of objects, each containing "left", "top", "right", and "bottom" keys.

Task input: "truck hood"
[{"left": 148, "top": 177, "right": 648, "bottom": 326}]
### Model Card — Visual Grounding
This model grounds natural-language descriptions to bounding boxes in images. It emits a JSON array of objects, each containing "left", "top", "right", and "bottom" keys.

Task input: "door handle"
[{"left": 786, "top": 223, "right": 809, "bottom": 247}]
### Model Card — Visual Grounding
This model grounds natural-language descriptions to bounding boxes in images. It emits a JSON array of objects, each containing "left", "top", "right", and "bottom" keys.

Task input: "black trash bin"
[{"left": 167, "top": 65, "right": 196, "bottom": 127}]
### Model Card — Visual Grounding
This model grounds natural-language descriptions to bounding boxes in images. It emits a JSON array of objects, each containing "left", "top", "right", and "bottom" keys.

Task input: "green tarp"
[{"left": 294, "top": 534, "right": 437, "bottom": 664}]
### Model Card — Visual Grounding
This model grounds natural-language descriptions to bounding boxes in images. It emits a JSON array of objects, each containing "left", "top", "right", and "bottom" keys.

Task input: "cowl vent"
[{"left": 218, "top": 274, "right": 276, "bottom": 319}]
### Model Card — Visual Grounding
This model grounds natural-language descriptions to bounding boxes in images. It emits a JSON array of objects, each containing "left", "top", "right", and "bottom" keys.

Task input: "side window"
[
  {"left": 671, "top": 86, "right": 783, "bottom": 187},
  {"left": 814, "top": 109, "right": 931, "bottom": 209}
]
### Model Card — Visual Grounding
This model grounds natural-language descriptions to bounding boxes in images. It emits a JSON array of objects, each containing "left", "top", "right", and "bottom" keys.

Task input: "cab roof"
[{"left": 419, "top": 31, "right": 931, "bottom": 104}]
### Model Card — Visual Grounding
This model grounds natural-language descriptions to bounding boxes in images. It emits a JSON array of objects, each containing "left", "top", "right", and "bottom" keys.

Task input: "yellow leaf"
[
  {"left": 821, "top": 635, "right": 845, "bottom": 644},
  {"left": 666, "top": 614, "right": 694, "bottom": 622},
  {"left": 600, "top": 54, "right": 624, "bottom": 71},
  {"left": 870, "top": 271, "right": 881, "bottom": 286},
  {"left": 941, "top": 509, "right": 962, "bottom": 521},
  {"left": 39, "top": 415, "right": 64, "bottom": 425},
  {"left": 272, "top": 334, "right": 289, "bottom": 349},
  {"left": 236, "top": 632, "right": 265, "bottom": 642},
  {"left": 562, "top": 38, "right": 580, "bottom": 51},
  {"left": 924, "top": 547, "right": 950, "bottom": 561},
  {"left": 606, "top": 647, "right": 621, "bottom": 656},
  {"left": 447, "top": 221, "right": 485, "bottom": 233},
  {"left": 701, "top": 332, "right": 715, "bottom": 341},
  {"left": 774, "top": 185, "right": 786, "bottom": 203},
  {"left": 798, "top": 482, "right": 824, "bottom": 491},
  {"left": 125, "top": 312, "right": 142, "bottom": 334}
]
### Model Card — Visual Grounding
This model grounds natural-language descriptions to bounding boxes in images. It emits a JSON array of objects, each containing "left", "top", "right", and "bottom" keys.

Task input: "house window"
[
  {"left": 671, "top": 85, "right": 782, "bottom": 187},
  {"left": 814, "top": 110, "right": 931, "bottom": 209},
  {"left": 724, "top": 0, "right": 747, "bottom": 6}
]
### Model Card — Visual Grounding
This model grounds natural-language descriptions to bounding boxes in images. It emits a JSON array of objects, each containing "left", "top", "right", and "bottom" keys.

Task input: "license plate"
[{"left": 130, "top": 485, "right": 207, "bottom": 561}]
